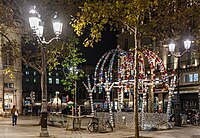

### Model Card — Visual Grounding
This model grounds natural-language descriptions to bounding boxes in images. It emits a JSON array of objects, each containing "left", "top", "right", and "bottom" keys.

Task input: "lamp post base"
[
  {"left": 174, "top": 103, "right": 181, "bottom": 126},
  {"left": 40, "top": 111, "right": 49, "bottom": 137},
  {"left": 40, "top": 129, "right": 49, "bottom": 137}
]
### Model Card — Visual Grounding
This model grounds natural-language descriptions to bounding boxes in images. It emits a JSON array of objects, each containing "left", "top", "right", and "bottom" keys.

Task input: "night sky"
[{"left": 79, "top": 30, "right": 118, "bottom": 66}]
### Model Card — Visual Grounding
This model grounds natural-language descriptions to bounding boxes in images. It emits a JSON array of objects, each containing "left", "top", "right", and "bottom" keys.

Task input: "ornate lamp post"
[
  {"left": 28, "top": 6, "right": 63, "bottom": 137},
  {"left": 168, "top": 40, "right": 191, "bottom": 126}
]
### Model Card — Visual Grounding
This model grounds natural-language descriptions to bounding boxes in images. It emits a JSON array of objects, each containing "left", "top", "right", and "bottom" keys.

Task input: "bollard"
[{"left": 122, "top": 116, "right": 126, "bottom": 124}]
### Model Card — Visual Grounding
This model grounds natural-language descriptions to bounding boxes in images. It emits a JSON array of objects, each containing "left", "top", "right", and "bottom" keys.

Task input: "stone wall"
[{"left": 96, "top": 112, "right": 169, "bottom": 130}]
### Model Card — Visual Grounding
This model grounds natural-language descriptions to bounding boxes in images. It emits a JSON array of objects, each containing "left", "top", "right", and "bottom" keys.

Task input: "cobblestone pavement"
[{"left": 0, "top": 116, "right": 200, "bottom": 138}]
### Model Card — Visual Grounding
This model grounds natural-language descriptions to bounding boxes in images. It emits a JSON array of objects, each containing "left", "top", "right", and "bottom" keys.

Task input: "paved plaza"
[{"left": 0, "top": 116, "right": 200, "bottom": 138}]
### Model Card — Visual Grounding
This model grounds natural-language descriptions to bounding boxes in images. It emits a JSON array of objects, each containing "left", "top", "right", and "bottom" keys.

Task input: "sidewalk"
[{"left": 0, "top": 116, "right": 200, "bottom": 138}]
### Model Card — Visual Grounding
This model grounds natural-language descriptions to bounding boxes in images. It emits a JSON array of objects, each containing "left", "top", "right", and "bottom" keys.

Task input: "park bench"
[
  {"left": 48, "top": 112, "right": 67, "bottom": 127},
  {"left": 66, "top": 115, "right": 94, "bottom": 131}
]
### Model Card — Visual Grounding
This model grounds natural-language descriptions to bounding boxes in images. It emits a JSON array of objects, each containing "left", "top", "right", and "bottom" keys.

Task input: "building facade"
[
  {"left": 22, "top": 65, "right": 65, "bottom": 111},
  {"left": 0, "top": 31, "right": 66, "bottom": 114},
  {"left": 161, "top": 43, "right": 200, "bottom": 111},
  {"left": 0, "top": 27, "right": 23, "bottom": 114}
]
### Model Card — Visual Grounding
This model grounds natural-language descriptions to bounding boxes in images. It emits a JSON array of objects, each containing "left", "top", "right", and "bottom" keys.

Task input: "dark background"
[{"left": 79, "top": 30, "right": 118, "bottom": 65}]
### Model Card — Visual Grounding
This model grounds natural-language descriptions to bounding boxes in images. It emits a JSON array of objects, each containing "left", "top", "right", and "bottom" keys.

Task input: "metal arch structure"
[
  {"left": 94, "top": 48, "right": 169, "bottom": 100},
  {"left": 83, "top": 46, "right": 175, "bottom": 128}
]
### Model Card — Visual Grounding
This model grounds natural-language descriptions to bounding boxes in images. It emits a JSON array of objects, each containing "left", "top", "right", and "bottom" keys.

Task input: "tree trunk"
[
  {"left": 105, "top": 72, "right": 114, "bottom": 127},
  {"left": 141, "top": 92, "right": 146, "bottom": 130},
  {"left": 88, "top": 90, "right": 94, "bottom": 116},
  {"left": 167, "top": 89, "right": 173, "bottom": 127},
  {"left": 148, "top": 85, "right": 154, "bottom": 113}
]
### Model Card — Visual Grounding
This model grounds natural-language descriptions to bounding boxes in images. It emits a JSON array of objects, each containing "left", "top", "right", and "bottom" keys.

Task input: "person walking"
[{"left": 11, "top": 105, "right": 18, "bottom": 126}]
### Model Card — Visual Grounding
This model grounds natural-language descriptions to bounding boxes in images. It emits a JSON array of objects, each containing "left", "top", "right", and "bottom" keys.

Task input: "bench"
[
  {"left": 48, "top": 112, "right": 67, "bottom": 127},
  {"left": 66, "top": 115, "right": 94, "bottom": 131}
]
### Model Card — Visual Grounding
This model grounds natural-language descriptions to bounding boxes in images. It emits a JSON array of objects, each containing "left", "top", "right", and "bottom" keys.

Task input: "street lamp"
[
  {"left": 168, "top": 40, "right": 191, "bottom": 126},
  {"left": 28, "top": 6, "right": 63, "bottom": 137},
  {"left": 56, "top": 91, "right": 59, "bottom": 112}
]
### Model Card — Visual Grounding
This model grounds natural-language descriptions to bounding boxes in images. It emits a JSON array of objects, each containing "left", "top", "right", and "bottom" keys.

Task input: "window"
[
  {"left": 183, "top": 73, "right": 198, "bottom": 82},
  {"left": 26, "top": 78, "right": 29, "bottom": 82},
  {"left": 183, "top": 74, "right": 188, "bottom": 82},
  {"left": 189, "top": 51, "right": 195, "bottom": 65},
  {"left": 124, "top": 38, "right": 128, "bottom": 50},
  {"left": 167, "top": 55, "right": 174, "bottom": 69},
  {"left": 56, "top": 73, "right": 59, "bottom": 77},
  {"left": 33, "top": 71, "right": 37, "bottom": 75},
  {"left": 194, "top": 73, "right": 198, "bottom": 81},
  {"left": 33, "top": 78, "right": 37, "bottom": 83},
  {"left": 48, "top": 72, "right": 52, "bottom": 76},
  {"left": 25, "top": 71, "right": 29, "bottom": 75},
  {"left": 4, "top": 83, "right": 14, "bottom": 88},
  {"left": 56, "top": 78, "right": 59, "bottom": 84},
  {"left": 3, "top": 44, "right": 13, "bottom": 66},
  {"left": 49, "top": 78, "right": 52, "bottom": 84},
  {"left": 124, "top": 91, "right": 129, "bottom": 99},
  {"left": 189, "top": 74, "right": 193, "bottom": 82}
]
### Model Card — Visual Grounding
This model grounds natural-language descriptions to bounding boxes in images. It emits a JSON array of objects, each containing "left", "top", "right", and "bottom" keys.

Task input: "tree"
[
  {"left": 146, "top": 0, "right": 200, "bottom": 45},
  {"left": 58, "top": 37, "right": 86, "bottom": 96},
  {"left": 71, "top": 1, "right": 158, "bottom": 137},
  {"left": 70, "top": 1, "right": 200, "bottom": 137}
]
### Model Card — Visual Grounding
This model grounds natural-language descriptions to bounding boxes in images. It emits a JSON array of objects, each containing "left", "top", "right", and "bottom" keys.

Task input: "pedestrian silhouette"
[{"left": 11, "top": 105, "right": 18, "bottom": 126}]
